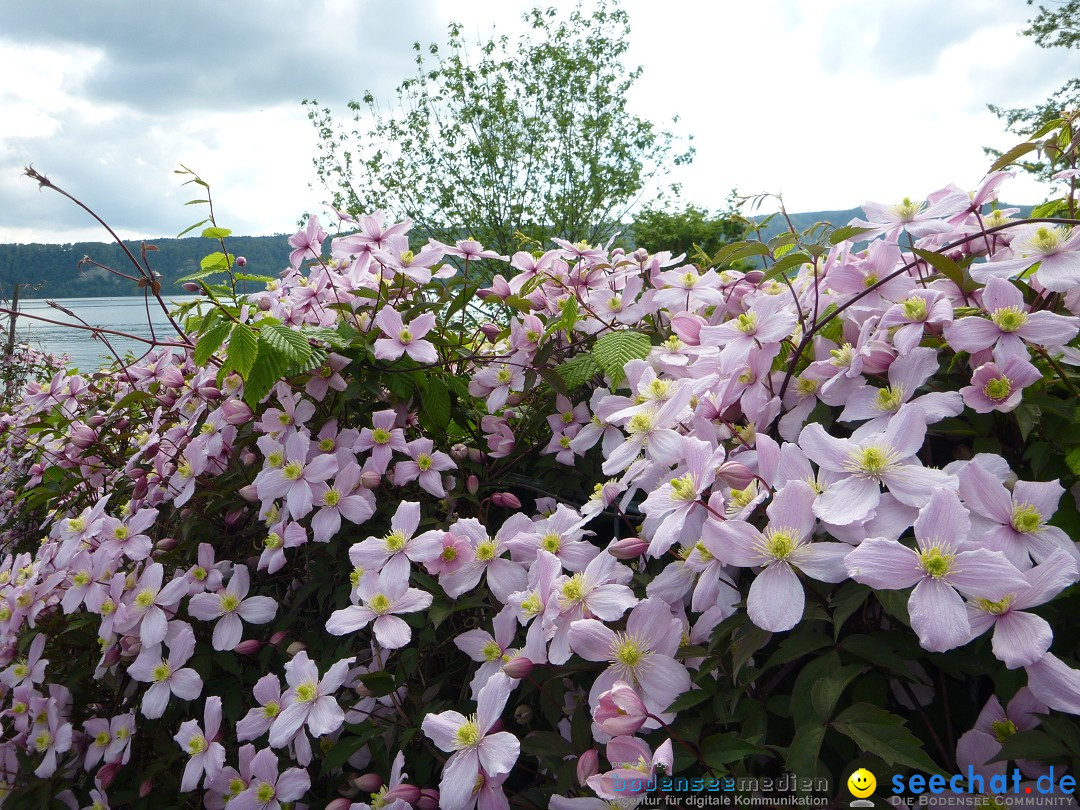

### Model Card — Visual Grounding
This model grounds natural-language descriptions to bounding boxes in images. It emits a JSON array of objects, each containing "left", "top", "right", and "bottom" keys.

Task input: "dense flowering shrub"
[{"left": 4, "top": 132, "right": 1080, "bottom": 807}]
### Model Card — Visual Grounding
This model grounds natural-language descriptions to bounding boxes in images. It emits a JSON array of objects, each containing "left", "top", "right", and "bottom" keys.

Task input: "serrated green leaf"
[
  {"left": 556, "top": 353, "right": 601, "bottom": 389},
  {"left": 201, "top": 227, "right": 232, "bottom": 239},
  {"left": 200, "top": 251, "right": 233, "bottom": 272},
  {"left": 592, "top": 331, "right": 651, "bottom": 387},
  {"left": 260, "top": 323, "right": 313, "bottom": 363},
  {"left": 520, "top": 731, "right": 575, "bottom": 758},
  {"left": 537, "top": 367, "right": 570, "bottom": 397},
  {"left": 832, "top": 703, "right": 945, "bottom": 775},
  {"left": 763, "top": 251, "right": 811, "bottom": 281},
  {"left": 243, "top": 341, "right": 290, "bottom": 406},
  {"left": 786, "top": 724, "right": 826, "bottom": 781},
  {"left": 829, "top": 225, "right": 874, "bottom": 244},
  {"left": 664, "top": 687, "right": 713, "bottom": 714},
  {"left": 909, "top": 247, "right": 980, "bottom": 293},
  {"left": 809, "top": 663, "right": 863, "bottom": 721},
  {"left": 226, "top": 323, "right": 258, "bottom": 377},
  {"left": 701, "top": 732, "right": 768, "bottom": 768},
  {"left": 989, "top": 140, "right": 1039, "bottom": 173},
  {"left": 193, "top": 321, "right": 232, "bottom": 366},
  {"left": 177, "top": 218, "right": 210, "bottom": 237},
  {"left": 357, "top": 670, "right": 396, "bottom": 697},
  {"left": 234, "top": 273, "right": 276, "bottom": 283},
  {"left": 421, "top": 378, "right": 451, "bottom": 429}
]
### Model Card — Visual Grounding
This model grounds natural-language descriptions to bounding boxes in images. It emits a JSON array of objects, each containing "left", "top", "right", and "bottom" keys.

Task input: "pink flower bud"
[
  {"left": 236, "top": 256, "right": 247, "bottom": 268},
  {"left": 132, "top": 478, "right": 148, "bottom": 500},
  {"left": 114, "top": 416, "right": 129, "bottom": 431},
  {"left": 501, "top": 656, "right": 533, "bottom": 679},
  {"left": 97, "top": 762, "right": 119, "bottom": 789},
  {"left": 220, "top": 399, "right": 253, "bottom": 425},
  {"left": 716, "top": 461, "right": 755, "bottom": 490},
  {"left": 139, "top": 778, "right": 154, "bottom": 797},
  {"left": 154, "top": 537, "right": 178, "bottom": 552},
  {"left": 182, "top": 282, "right": 201, "bottom": 293},
  {"left": 491, "top": 492, "right": 521, "bottom": 509},
  {"left": 466, "top": 475, "right": 479, "bottom": 495},
  {"left": 101, "top": 646, "right": 121, "bottom": 667},
  {"left": 324, "top": 800, "right": 353, "bottom": 810},
  {"left": 88, "top": 414, "right": 107, "bottom": 428},
  {"left": 417, "top": 789, "right": 440, "bottom": 810},
  {"left": 385, "top": 784, "right": 421, "bottom": 804},
  {"left": 159, "top": 367, "right": 186, "bottom": 389},
  {"left": 468, "top": 448, "right": 483, "bottom": 464},
  {"left": 239, "top": 484, "right": 260, "bottom": 502},
  {"left": 224, "top": 508, "right": 247, "bottom": 529},
  {"left": 258, "top": 297, "right": 272, "bottom": 311},
  {"left": 593, "top": 680, "right": 648, "bottom": 736},
  {"left": 360, "top": 470, "right": 382, "bottom": 490},
  {"left": 505, "top": 393, "right": 522, "bottom": 407},
  {"left": 286, "top": 640, "right": 307, "bottom": 656},
  {"left": 352, "top": 773, "right": 383, "bottom": 793},
  {"left": 479, "top": 322, "right": 501, "bottom": 340},
  {"left": 69, "top": 423, "right": 97, "bottom": 449},
  {"left": 269, "top": 631, "right": 288, "bottom": 647},
  {"left": 577, "top": 748, "right": 599, "bottom": 784},
  {"left": 235, "top": 639, "right": 262, "bottom": 655},
  {"left": 450, "top": 443, "right": 469, "bottom": 461},
  {"left": 240, "top": 449, "right": 257, "bottom": 466},
  {"left": 607, "top": 537, "right": 649, "bottom": 560}
]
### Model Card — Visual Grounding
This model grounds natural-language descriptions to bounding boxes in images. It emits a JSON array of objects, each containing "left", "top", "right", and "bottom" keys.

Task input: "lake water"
[{"left": 10, "top": 296, "right": 203, "bottom": 370}]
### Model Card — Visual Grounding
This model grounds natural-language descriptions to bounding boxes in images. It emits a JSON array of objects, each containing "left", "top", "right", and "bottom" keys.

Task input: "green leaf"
[
  {"left": 761, "top": 631, "right": 832, "bottom": 671},
  {"left": 421, "top": 378, "right": 451, "bottom": 429},
  {"left": 226, "top": 324, "right": 258, "bottom": 377},
  {"left": 200, "top": 251, "right": 233, "bottom": 272},
  {"left": 546, "top": 295, "right": 580, "bottom": 338},
  {"left": 520, "top": 731, "right": 575, "bottom": 758},
  {"left": 177, "top": 218, "right": 210, "bottom": 238},
  {"left": 731, "top": 623, "right": 772, "bottom": 679},
  {"left": 537, "top": 366, "right": 570, "bottom": 397},
  {"left": 829, "top": 225, "right": 874, "bottom": 244},
  {"left": 785, "top": 724, "right": 826, "bottom": 780},
  {"left": 832, "top": 703, "right": 945, "bottom": 774},
  {"left": 260, "top": 323, "right": 314, "bottom": 363},
  {"left": 556, "top": 353, "right": 601, "bottom": 389},
  {"left": 1066, "top": 447, "right": 1080, "bottom": 477},
  {"left": 357, "top": 670, "right": 397, "bottom": 697},
  {"left": 701, "top": 732, "right": 768, "bottom": 768},
  {"left": 201, "top": 227, "right": 233, "bottom": 239},
  {"left": 809, "top": 663, "right": 863, "bottom": 721},
  {"left": 664, "top": 687, "right": 713, "bottom": 714},
  {"left": 909, "top": 247, "right": 979, "bottom": 293},
  {"left": 243, "top": 342, "right": 290, "bottom": 406},
  {"left": 1015, "top": 403, "right": 1041, "bottom": 441},
  {"left": 193, "top": 321, "right": 232, "bottom": 366},
  {"left": 763, "top": 251, "right": 810, "bottom": 281},
  {"left": 591, "top": 331, "right": 651, "bottom": 387},
  {"left": 989, "top": 140, "right": 1039, "bottom": 173}
]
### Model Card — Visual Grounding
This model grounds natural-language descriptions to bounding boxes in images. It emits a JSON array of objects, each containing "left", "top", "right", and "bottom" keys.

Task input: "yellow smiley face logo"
[{"left": 847, "top": 768, "right": 876, "bottom": 798}]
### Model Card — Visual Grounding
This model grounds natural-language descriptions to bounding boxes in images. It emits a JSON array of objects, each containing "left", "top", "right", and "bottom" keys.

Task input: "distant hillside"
[
  {"left": 0, "top": 234, "right": 292, "bottom": 299},
  {"left": 752, "top": 204, "right": 1035, "bottom": 243}
]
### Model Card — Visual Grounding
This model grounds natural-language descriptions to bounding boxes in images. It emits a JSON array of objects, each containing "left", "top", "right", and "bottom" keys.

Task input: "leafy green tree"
[
  {"left": 988, "top": 1, "right": 1080, "bottom": 183},
  {"left": 305, "top": 1, "right": 693, "bottom": 256},
  {"left": 631, "top": 201, "right": 747, "bottom": 265}
]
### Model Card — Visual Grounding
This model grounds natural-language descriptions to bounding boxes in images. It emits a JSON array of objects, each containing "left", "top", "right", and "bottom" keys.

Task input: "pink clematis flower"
[
  {"left": 586, "top": 736, "right": 674, "bottom": 801},
  {"left": 348, "top": 501, "right": 443, "bottom": 581},
  {"left": 268, "top": 652, "right": 353, "bottom": 750},
  {"left": 355, "top": 409, "right": 408, "bottom": 474},
  {"left": 288, "top": 216, "right": 326, "bottom": 269},
  {"left": 422, "top": 672, "right": 520, "bottom": 810},
  {"left": 237, "top": 674, "right": 290, "bottom": 742},
  {"left": 393, "top": 438, "right": 455, "bottom": 497},
  {"left": 254, "top": 432, "right": 338, "bottom": 520},
  {"left": 188, "top": 565, "right": 278, "bottom": 652},
  {"left": 592, "top": 680, "right": 648, "bottom": 737},
  {"left": 308, "top": 461, "right": 376, "bottom": 543},
  {"left": 373, "top": 307, "right": 438, "bottom": 364},
  {"left": 325, "top": 569, "right": 433, "bottom": 649},
  {"left": 115, "top": 562, "right": 189, "bottom": 646},
  {"left": 231, "top": 747, "right": 311, "bottom": 810},
  {"left": 845, "top": 488, "right": 1028, "bottom": 652},
  {"left": 960, "top": 356, "right": 1041, "bottom": 413},
  {"left": 971, "top": 223, "right": 1080, "bottom": 292},
  {"left": 174, "top": 695, "right": 226, "bottom": 792},
  {"left": 956, "top": 688, "right": 1048, "bottom": 783},
  {"left": 568, "top": 597, "right": 690, "bottom": 720},
  {"left": 127, "top": 621, "right": 203, "bottom": 718}
]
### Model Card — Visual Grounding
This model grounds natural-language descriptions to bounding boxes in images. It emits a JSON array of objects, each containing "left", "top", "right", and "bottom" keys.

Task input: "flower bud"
[
  {"left": 220, "top": 399, "right": 253, "bottom": 425},
  {"left": 269, "top": 631, "right": 288, "bottom": 647},
  {"left": 223, "top": 373, "right": 243, "bottom": 393},
  {"left": 385, "top": 784, "right": 421, "bottom": 804},
  {"left": 154, "top": 537, "right": 178, "bottom": 552},
  {"left": 139, "top": 778, "right": 154, "bottom": 797},
  {"left": 239, "top": 484, "right": 260, "bottom": 502},
  {"left": 479, "top": 322, "right": 501, "bottom": 340},
  {"left": 466, "top": 475, "right": 479, "bottom": 496},
  {"left": 159, "top": 367, "right": 186, "bottom": 389},
  {"left": 69, "top": 423, "right": 98, "bottom": 449},
  {"left": 240, "top": 449, "right": 257, "bottom": 467},
  {"left": 286, "top": 640, "right": 307, "bottom": 656},
  {"left": 501, "top": 656, "right": 533, "bottom": 679},
  {"left": 468, "top": 448, "right": 484, "bottom": 464},
  {"left": 224, "top": 508, "right": 247, "bottom": 530},
  {"left": 513, "top": 704, "right": 533, "bottom": 724},
  {"left": 352, "top": 773, "right": 383, "bottom": 793},
  {"left": 450, "top": 443, "right": 469, "bottom": 461},
  {"left": 607, "top": 537, "right": 649, "bottom": 560},
  {"left": 199, "top": 384, "right": 222, "bottom": 400},
  {"left": 236, "top": 256, "right": 247, "bottom": 268},
  {"left": 258, "top": 297, "right": 272, "bottom": 311},
  {"left": 96, "top": 762, "right": 119, "bottom": 789},
  {"left": 324, "top": 800, "right": 353, "bottom": 810},
  {"left": 114, "top": 416, "right": 129, "bottom": 431},
  {"left": 87, "top": 414, "right": 107, "bottom": 428},
  {"left": 593, "top": 680, "right": 648, "bottom": 736},
  {"left": 101, "top": 646, "right": 121, "bottom": 667},
  {"left": 360, "top": 470, "right": 382, "bottom": 490},
  {"left": 417, "top": 789, "right": 439, "bottom": 810},
  {"left": 182, "top": 282, "right": 201, "bottom": 294},
  {"left": 132, "top": 478, "right": 148, "bottom": 500},
  {"left": 490, "top": 492, "right": 521, "bottom": 509},
  {"left": 716, "top": 461, "right": 755, "bottom": 490},
  {"left": 235, "top": 639, "right": 262, "bottom": 655},
  {"left": 577, "top": 748, "right": 599, "bottom": 784},
  {"left": 505, "top": 393, "right": 522, "bottom": 407}
]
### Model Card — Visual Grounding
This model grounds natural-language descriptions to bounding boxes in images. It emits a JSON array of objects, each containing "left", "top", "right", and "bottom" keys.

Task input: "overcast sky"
[{"left": 0, "top": 0, "right": 1076, "bottom": 245}]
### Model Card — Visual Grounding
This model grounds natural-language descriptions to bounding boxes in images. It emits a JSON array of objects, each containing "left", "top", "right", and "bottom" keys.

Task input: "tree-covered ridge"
[{"left": 0, "top": 234, "right": 291, "bottom": 299}]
